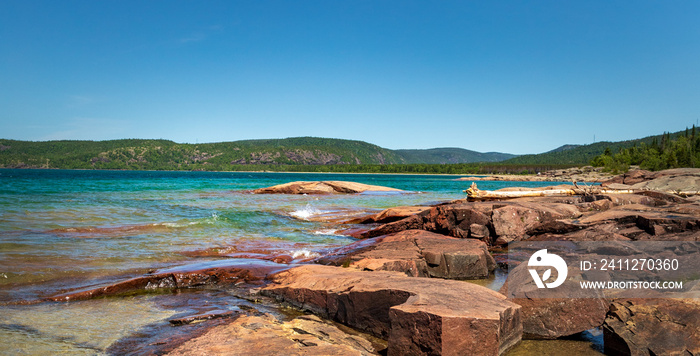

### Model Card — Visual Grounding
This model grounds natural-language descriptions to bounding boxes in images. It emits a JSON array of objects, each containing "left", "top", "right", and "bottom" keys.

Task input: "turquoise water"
[{"left": 0, "top": 169, "right": 579, "bottom": 354}]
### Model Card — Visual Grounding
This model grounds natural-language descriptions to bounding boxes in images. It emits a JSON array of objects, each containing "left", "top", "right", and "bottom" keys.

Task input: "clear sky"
[{"left": 1, "top": 1, "right": 698, "bottom": 154}]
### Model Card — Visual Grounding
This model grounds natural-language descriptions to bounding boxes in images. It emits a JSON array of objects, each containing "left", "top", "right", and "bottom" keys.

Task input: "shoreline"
[
  {"left": 0, "top": 167, "right": 487, "bottom": 177},
  {"left": 0, "top": 166, "right": 606, "bottom": 179},
  {"left": 457, "top": 166, "right": 613, "bottom": 183}
]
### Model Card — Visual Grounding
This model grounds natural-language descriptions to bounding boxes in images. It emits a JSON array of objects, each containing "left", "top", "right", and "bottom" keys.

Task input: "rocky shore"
[
  {"left": 458, "top": 166, "right": 613, "bottom": 183},
  {"left": 46, "top": 169, "right": 700, "bottom": 355}
]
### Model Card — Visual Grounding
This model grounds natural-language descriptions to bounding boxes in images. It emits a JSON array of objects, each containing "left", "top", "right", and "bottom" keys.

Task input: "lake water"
[{"left": 0, "top": 169, "right": 600, "bottom": 355}]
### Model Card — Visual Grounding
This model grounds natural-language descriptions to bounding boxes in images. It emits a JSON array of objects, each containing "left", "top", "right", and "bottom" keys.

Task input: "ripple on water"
[{"left": 0, "top": 296, "right": 177, "bottom": 355}]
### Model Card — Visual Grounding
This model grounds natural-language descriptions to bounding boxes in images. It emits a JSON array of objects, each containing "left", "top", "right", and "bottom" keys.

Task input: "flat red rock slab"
[
  {"left": 253, "top": 181, "right": 404, "bottom": 195},
  {"left": 263, "top": 264, "right": 522, "bottom": 356}
]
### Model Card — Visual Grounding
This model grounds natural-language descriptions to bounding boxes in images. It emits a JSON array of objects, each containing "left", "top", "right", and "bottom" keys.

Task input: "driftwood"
[{"left": 464, "top": 182, "right": 637, "bottom": 201}]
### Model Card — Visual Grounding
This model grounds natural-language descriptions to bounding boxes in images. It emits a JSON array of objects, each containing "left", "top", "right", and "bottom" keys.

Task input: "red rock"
[
  {"left": 603, "top": 193, "right": 659, "bottom": 207},
  {"left": 169, "top": 310, "right": 237, "bottom": 325},
  {"left": 169, "top": 313, "right": 381, "bottom": 355},
  {"left": 359, "top": 193, "right": 700, "bottom": 248},
  {"left": 361, "top": 201, "right": 581, "bottom": 245},
  {"left": 253, "top": 181, "right": 404, "bottom": 195},
  {"left": 360, "top": 204, "right": 492, "bottom": 241},
  {"left": 47, "top": 259, "right": 291, "bottom": 302},
  {"left": 346, "top": 206, "right": 431, "bottom": 224},
  {"left": 577, "top": 205, "right": 700, "bottom": 238},
  {"left": 500, "top": 263, "right": 609, "bottom": 339},
  {"left": 491, "top": 203, "right": 581, "bottom": 245},
  {"left": 263, "top": 264, "right": 522, "bottom": 356},
  {"left": 601, "top": 169, "right": 655, "bottom": 186},
  {"left": 318, "top": 230, "right": 495, "bottom": 279},
  {"left": 360, "top": 214, "right": 424, "bottom": 239},
  {"left": 604, "top": 298, "right": 700, "bottom": 356}
]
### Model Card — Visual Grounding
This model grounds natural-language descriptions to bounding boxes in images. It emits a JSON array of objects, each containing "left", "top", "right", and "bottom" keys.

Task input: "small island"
[{"left": 252, "top": 180, "right": 406, "bottom": 195}]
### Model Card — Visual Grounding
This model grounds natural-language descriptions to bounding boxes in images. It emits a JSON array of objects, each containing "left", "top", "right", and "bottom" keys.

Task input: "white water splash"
[
  {"left": 312, "top": 228, "right": 340, "bottom": 236},
  {"left": 289, "top": 204, "right": 321, "bottom": 221},
  {"left": 289, "top": 249, "right": 321, "bottom": 259}
]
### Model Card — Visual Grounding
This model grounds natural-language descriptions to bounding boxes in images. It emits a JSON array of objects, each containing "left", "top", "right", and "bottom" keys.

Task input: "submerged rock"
[
  {"left": 169, "top": 310, "right": 237, "bottom": 325},
  {"left": 262, "top": 264, "right": 522, "bottom": 356},
  {"left": 253, "top": 181, "right": 405, "bottom": 195},
  {"left": 47, "top": 259, "right": 291, "bottom": 302}
]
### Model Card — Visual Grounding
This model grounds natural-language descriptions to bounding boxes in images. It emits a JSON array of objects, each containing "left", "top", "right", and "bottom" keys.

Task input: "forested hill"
[
  {"left": 0, "top": 137, "right": 405, "bottom": 170},
  {"left": 502, "top": 129, "right": 690, "bottom": 165},
  {"left": 395, "top": 148, "right": 517, "bottom": 164},
  {"left": 0, "top": 137, "right": 518, "bottom": 170}
]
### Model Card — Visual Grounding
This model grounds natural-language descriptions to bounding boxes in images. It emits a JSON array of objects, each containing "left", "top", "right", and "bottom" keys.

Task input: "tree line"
[{"left": 591, "top": 126, "right": 700, "bottom": 172}]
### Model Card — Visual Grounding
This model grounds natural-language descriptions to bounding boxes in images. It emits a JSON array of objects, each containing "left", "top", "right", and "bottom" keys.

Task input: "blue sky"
[{"left": 1, "top": 1, "right": 698, "bottom": 154}]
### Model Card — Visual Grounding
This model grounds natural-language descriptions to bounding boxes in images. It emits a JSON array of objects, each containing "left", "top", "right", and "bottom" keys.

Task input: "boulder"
[
  {"left": 169, "top": 313, "right": 380, "bottom": 356},
  {"left": 317, "top": 230, "right": 496, "bottom": 279},
  {"left": 604, "top": 298, "right": 700, "bottom": 356},
  {"left": 360, "top": 203, "right": 493, "bottom": 241},
  {"left": 263, "top": 264, "right": 522, "bottom": 356},
  {"left": 491, "top": 205, "right": 566, "bottom": 245},
  {"left": 253, "top": 181, "right": 404, "bottom": 195},
  {"left": 480, "top": 203, "right": 574, "bottom": 242}
]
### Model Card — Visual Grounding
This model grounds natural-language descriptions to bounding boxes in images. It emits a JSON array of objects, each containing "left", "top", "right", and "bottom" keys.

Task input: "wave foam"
[
  {"left": 289, "top": 204, "right": 321, "bottom": 221},
  {"left": 289, "top": 249, "right": 321, "bottom": 259},
  {"left": 312, "top": 228, "right": 340, "bottom": 236}
]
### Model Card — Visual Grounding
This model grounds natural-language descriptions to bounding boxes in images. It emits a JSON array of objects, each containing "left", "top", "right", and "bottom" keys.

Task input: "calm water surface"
[{"left": 0, "top": 169, "right": 599, "bottom": 354}]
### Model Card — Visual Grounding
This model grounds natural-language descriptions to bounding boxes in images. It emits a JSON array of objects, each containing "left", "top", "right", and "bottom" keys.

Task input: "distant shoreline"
[
  {"left": 0, "top": 167, "right": 480, "bottom": 177},
  {"left": 0, "top": 167, "right": 611, "bottom": 183}
]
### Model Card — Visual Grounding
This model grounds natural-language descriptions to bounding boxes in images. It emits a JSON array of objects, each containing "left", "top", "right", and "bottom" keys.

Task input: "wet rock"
[
  {"left": 253, "top": 181, "right": 404, "bottom": 195},
  {"left": 262, "top": 264, "right": 522, "bottom": 356},
  {"left": 603, "top": 298, "right": 700, "bottom": 356},
  {"left": 169, "top": 313, "right": 381, "bottom": 356},
  {"left": 317, "top": 230, "right": 495, "bottom": 279},
  {"left": 48, "top": 259, "right": 291, "bottom": 302},
  {"left": 169, "top": 310, "right": 237, "bottom": 325}
]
